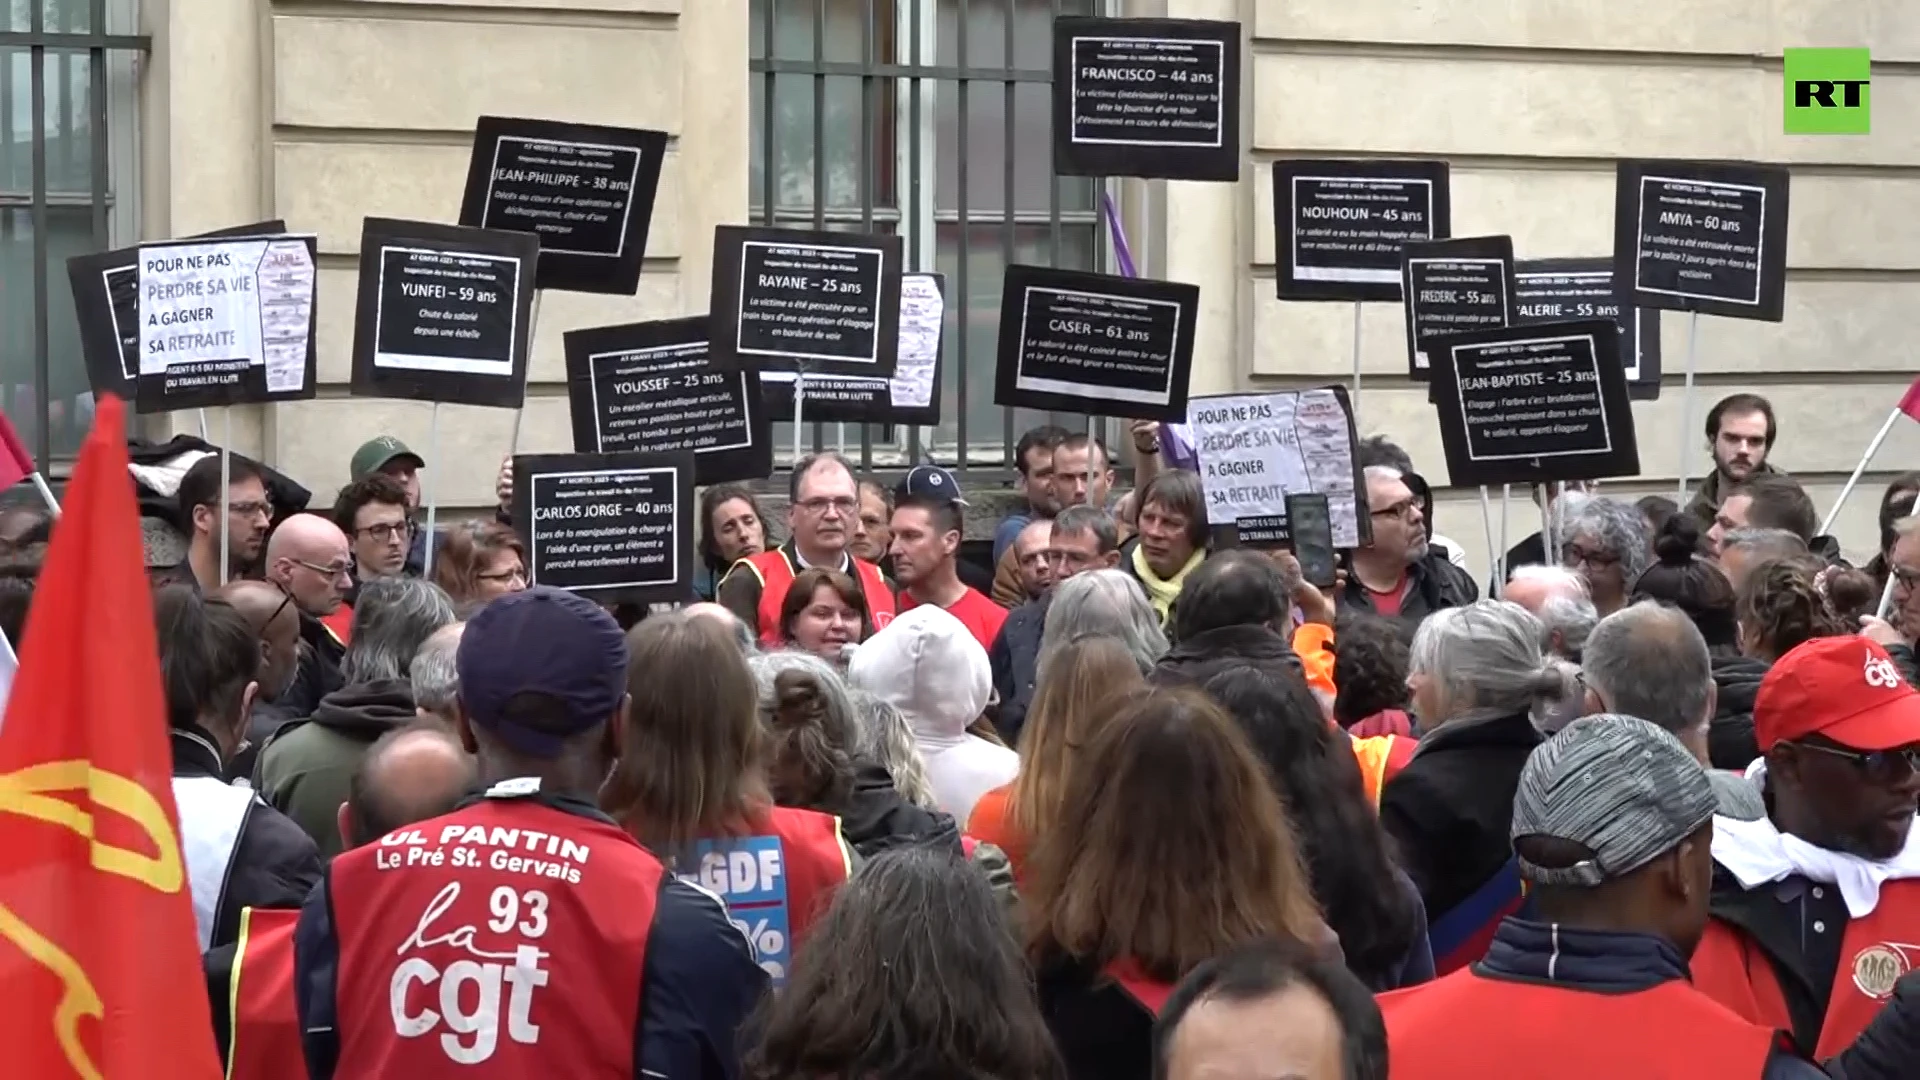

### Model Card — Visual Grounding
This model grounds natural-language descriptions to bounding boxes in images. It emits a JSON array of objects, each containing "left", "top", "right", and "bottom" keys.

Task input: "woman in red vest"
[
  {"left": 602, "top": 613, "right": 854, "bottom": 988},
  {"left": 967, "top": 636, "right": 1145, "bottom": 877},
  {"left": 1025, "top": 687, "right": 1335, "bottom": 1080}
]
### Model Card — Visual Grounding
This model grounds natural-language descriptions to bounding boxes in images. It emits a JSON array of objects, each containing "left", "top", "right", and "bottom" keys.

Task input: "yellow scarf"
[{"left": 1132, "top": 544, "right": 1205, "bottom": 630}]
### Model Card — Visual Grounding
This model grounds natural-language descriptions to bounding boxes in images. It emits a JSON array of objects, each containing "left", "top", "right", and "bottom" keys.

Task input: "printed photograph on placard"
[
  {"left": 708, "top": 225, "right": 904, "bottom": 379},
  {"left": 132, "top": 233, "right": 319, "bottom": 413},
  {"left": 1612, "top": 159, "right": 1789, "bottom": 322},
  {"left": 993, "top": 264, "right": 1198, "bottom": 422},
  {"left": 349, "top": 217, "right": 539, "bottom": 409},
  {"left": 760, "top": 272, "right": 947, "bottom": 426},
  {"left": 510, "top": 450, "right": 696, "bottom": 604},
  {"left": 458, "top": 115, "right": 667, "bottom": 296},
  {"left": 1515, "top": 258, "right": 1662, "bottom": 401},
  {"left": 563, "top": 316, "right": 773, "bottom": 486},
  {"left": 1051, "top": 16, "right": 1241, "bottom": 182},
  {"left": 1401, "top": 235, "right": 1516, "bottom": 383},
  {"left": 1272, "top": 159, "right": 1452, "bottom": 302},
  {"left": 1424, "top": 319, "right": 1641, "bottom": 489},
  {"left": 1186, "top": 387, "right": 1370, "bottom": 550}
]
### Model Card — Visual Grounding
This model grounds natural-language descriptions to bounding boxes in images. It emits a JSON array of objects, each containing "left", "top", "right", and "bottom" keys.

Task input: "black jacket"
[
  {"left": 835, "top": 760, "right": 963, "bottom": 859},
  {"left": 1712, "top": 654, "right": 1769, "bottom": 771},
  {"left": 1340, "top": 552, "right": 1479, "bottom": 642},
  {"left": 1152, "top": 623, "right": 1304, "bottom": 689},
  {"left": 128, "top": 435, "right": 312, "bottom": 530},
  {"left": 1379, "top": 711, "right": 1541, "bottom": 926},
  {"left": 1495, "top": 530, "right": 1548, "bottom": 592},
  {"left": 988, "top": 595, "right": 1048, "bottom": 748},
  {"left": 279, "top": 611, "right": 347, "bottom": 721},
  {"left": 170, "top": 727, "right": 323, "bottom": 952}
]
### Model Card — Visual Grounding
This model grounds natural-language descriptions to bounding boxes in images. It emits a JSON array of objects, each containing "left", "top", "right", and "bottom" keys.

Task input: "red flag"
[
  {"left": 0, "top": 394, "right": 221, "bottom": 1080},
  {"left": 0, "top": 409, "right": 34, "bottom": 490},
  {"left": 1900, "top": 376, "right": 1920, "bottom": 424}
]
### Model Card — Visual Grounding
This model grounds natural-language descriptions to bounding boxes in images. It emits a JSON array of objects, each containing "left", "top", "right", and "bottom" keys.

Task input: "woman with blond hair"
[
  {"left": 1025, "top": 687, "right": 1334, "bottom": 1079},
  {"left": 965, "top": 635, "right": 1145, "bottom": 875}
]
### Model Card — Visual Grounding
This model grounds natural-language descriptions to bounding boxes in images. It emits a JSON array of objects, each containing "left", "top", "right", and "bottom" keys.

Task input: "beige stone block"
[
  {"left": 272, "top": 16, "right": 681, "bottom": 133},
  {"left": 310, "top": 267, "right": 685, "bottom": 386},
  {"left": 342, "top": 0, "right": 678, "bottom": 11},
  {"left": 273, "top": 141, "right": 683, "bottom": 260},
  {"left": 672, "top": 0, "right": 751, "bottom": 314},
  {"left": 269, "top": 395, "right": 577, "bottom": 509},
  {"left": 1249, "top": 54, "right": 1920, "bottom": 167},
  {"left": 1252, "top": 163, "right": 1920, "bottom": 272}
]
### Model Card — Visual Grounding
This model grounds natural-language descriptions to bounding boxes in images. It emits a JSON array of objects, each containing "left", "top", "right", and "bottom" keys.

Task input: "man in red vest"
[
  {"left": 292, "top": 587, "right": 768, "bottom": 1078},
  {"left": 1377, "top": 714, "right": 1904, "bottom": 1078},
  {"left": 1694, "top": 636, "right": 1920, "bottom": 1061},
  {"left": 211, "top": 723, "right": 477, "bottom": 1079},
  {"left": 717, "top": 452, "right": 895, "bottom": 646}
]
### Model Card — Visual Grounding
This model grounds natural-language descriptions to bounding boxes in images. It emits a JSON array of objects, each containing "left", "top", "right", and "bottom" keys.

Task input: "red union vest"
[
  {"left": 228, "top": 907, "right": 306, "bottom": 1080},
  {"left": 1692, "top": 877, "right": 1920, "bottom": 1060},
  {"left": 1377, "top": 968, "right": 1780, "bottom": 1079},
  {"left": 1102, "top": 958, "right": 1175, "bottom": 1016},
  {"left": 679, "top": 806, "right": 851, "bottom": 988},
  {"left": 731, "top": 549, "right": 895, "bottom": 646},
  {"left": 326, "top": 787, "right": 663, "bottom": 1078}
]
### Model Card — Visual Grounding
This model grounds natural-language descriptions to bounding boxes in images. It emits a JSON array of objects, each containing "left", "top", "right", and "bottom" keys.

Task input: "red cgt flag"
[
  {"left": 0, "top": 394, "right": 221, "bottom": 1080},
  {"left": 0, "top": 409, "right": 35, "bottom": 491},
  {"left": 1900, "top": 376, "right": 1920, "bottom": 425}
]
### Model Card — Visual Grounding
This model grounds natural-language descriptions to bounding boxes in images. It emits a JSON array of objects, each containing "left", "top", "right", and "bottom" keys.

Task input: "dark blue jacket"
[{"left": 292, "top": 793, "right": 767, "bottom": 1080}]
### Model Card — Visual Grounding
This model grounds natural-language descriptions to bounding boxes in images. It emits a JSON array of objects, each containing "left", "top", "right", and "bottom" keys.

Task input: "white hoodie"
[{"left": 847, "top": 603, "right": 1013, "bottom": 824}]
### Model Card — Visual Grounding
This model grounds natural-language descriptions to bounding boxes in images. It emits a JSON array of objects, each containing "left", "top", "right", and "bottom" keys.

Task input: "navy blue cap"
[
  {"left": 896, "top": 464, "right": 969, "bottom": 506},
  {"left": 456, "top": 587, "right": 628, "bottom": 757}
]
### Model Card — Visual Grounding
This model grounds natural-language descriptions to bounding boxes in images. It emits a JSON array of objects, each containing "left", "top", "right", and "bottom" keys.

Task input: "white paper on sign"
[
  {"left": 761, "top": 272, "right": 944, "bottom": 408},
  {"left": 137, "top": 236, "right": 317, "bottom": 394},
  {"left": 1187, "top": 389, "right": 1362, "bottom": 547},
  {"left": 258, "top": 239, "right": 317, "bottom": 393}
]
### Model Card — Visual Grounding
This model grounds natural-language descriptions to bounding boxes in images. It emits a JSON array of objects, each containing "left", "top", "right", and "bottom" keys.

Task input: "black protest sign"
[
  {"left": 1516, "top": 258, "right": 1662, "bottom": 401},
  {"left": 1051, "top": 16, "right": 1241, "bottom": 182},
  {"left": 1402, "top": 235, "right": 1516, "bottom": 383},
  {"left": 709, "top": 225, "right": 903, "bottom": 379},
  {"left": 761, "top": 272, "right": 946, "bottom": 426},
  {"left": 133, "top": 234, "right": 320, "bottom": 412},
  {"left": 458, "top": 116, "right": 667, "bottom": 296},
  {"left": 350, "top": 218, "right": 538, "bottom": 409},
  {"left": 993, "top": 264, "right": 1197, "bottom": 422},
  {"left": 68, "top": 220, "right": 288, "bottom": 405},
  {"left": 512, "top": 450, "right": 696, "bottom": 604},
  {"left": 1272, "top": 159, "right": 1451, "bottom": 302},
  {"left": 1426, "top": 319, "right": 1639, "bottom": 488},
  {"left": 563, "top": 316, "right": 771, "bottom": 486},
  {"left": 1613, "top": 160, "right": 1789, "bottom": 322}
]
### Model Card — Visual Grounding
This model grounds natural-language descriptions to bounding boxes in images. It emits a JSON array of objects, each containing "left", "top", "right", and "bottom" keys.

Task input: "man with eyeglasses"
[
  {"left": 263, "top": 513, "right": 357, "bottom": 718},
  {"left": 164, "top": 453, "right": 277, "bottom": 592},
  {"left": 1340, "top": 465, "right": 1477, "bottom": 640},
  {"left": 988, "top": 505, "right": 1120, "bottom": 746},
  {"left": 331, "top": 472, "right": 415, "bottom": 587},
  {"left": 217, "top": 579, "right": 305, "bottom": 782},
  {"left": 718, "top": 452, "right": 896, "bottom": 646},
  {"left": 1693, "top": 636, "right": 1920, "bottom": 1060}
]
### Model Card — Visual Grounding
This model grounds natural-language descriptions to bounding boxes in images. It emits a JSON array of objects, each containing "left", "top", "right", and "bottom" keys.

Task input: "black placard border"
[
  {"left": 1186, "top": 384, "right": 1371, "bottom": 551},
  {"left": 1271, "top": 158, "right": 1453, "bottom": 303},
  {"left": 562, "top": 316, "right": 773, "bottom": 487},
  {"left": 1515, "top": 258, "right": 1663, "bottom": 402},
  {"left": 1425, "top": 319, "right": 1640, "bottom": 489},
  {"left": 760, "top": 271, "right": 947, "bottom": 426},
  {"left": 349, "top": 217, "right": 539, "bottom": 410},
  {"left": 457, "top": 115, "right": 668, "bottom": 296},
  {"left": 1050, "top": 16, "right": 1242, "bottom": 182},
  {"left": 707, "top": 225, "right": 904, "bottom": 379},
  {"left": 992, "top": 264, "right": 1198, "bottom": 423},
  {"left": 1612, "top": 159, "right": 1790, "bottom": 323},
  {"left": 1401, "top": 234, "right": 1517, "bottom": 384},
  {"left": 511, "top": 449, "right": 696, "bottom": 605}
]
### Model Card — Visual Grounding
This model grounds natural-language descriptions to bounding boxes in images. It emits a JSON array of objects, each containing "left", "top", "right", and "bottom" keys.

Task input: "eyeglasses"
[
  {"left": 477, "top": 566, "right": 528, "bottom": 585},
  {"left": 1561, "top": 544, "right": 1620, "bottom": 570},
  {"left": 1791, "top": 740, "right": 1920, "bottom": 784},
  {"left": 228, "top": 500, "right": 273, "bottom": 520},
  {"left": 1891, "top": 566, "right": 1920, "bottom": 590},
  {"left": 796, "top": 496, "right": 858, "bottom": 515},
  {"left": 355, "top": 520, "right": 416, "bottom": 543},
  {"left": 1370, "top": 498, "right": 1419, "bottom": 521},
  {"left": 292, "top": 557, "right": 353, "bottom": 581}
]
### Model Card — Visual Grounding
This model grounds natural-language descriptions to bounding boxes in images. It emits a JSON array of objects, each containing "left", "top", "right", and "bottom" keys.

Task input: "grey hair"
[
  {"left": 1561, "top": 496, "right": 1653, "bottom": 582},
  {"left": 1721, "top": 527, "right": 1808, "bottom": 562},
  {"left": 1039, "top": 568, "right": 1168, "bottom": 677},
  {"left": 846, "top": 687, "right": 939, "bottom": 810},
  {"left": 1051, "top": 504, "right": 1119, "bottom": 554},
  {"left": 409, "top": 622, "right": 466, "bottom": 718},
  {"left": 1407, "top": 600, "right": 1577, "bottom": 726},
  {"left": 1580, "top": 601, "right": 1713, "bottom": 740},
  {"left": 341, "top": 577, "right": 457, "bottom": 685},
  {"left": 1507, "top": 565, "right": 1598, "bottom": 658},
  {"left": 748, "top": 649, "right": 858, "bottom": 735}
]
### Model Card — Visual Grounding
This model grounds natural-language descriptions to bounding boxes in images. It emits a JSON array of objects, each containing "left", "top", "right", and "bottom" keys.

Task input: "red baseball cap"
[{"left": 1754, "top": 637, "right": 1920, "bottom": 752}]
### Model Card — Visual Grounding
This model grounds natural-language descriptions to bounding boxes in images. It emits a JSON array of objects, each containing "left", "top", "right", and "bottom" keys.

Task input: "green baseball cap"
[{"left": 350, "top": 435, "right": 425, "bottom": 480}]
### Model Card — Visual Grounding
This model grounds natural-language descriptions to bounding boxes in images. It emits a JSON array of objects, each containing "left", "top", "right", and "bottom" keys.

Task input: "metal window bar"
[
  {"left": 750, "top": 0, "right": 1103, "bottom": 486},
  {"left": 1, "top": 1, "right": 147, "bottom": 474}
]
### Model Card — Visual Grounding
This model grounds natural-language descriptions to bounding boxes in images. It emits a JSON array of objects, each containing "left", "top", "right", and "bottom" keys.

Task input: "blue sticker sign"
[{"left": 685, "top": 835, "right": 792, "bottom": 985}]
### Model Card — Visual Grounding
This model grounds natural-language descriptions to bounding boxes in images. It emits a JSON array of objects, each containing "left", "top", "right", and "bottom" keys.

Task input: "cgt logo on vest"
[
  {"left": 689, "top": 835, "right": 794, "bottom": 985},
  {"left": 1851, "top": 943, "right": 1916, "bottom": 1000},
  {"left": 390, "top": 881, "right": 553, "bottom": 1064}
]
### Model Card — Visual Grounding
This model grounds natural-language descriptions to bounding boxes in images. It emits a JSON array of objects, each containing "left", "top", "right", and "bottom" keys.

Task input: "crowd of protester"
[{"left": 7, "top": 390, "right": 1920, "bottom": 1078}]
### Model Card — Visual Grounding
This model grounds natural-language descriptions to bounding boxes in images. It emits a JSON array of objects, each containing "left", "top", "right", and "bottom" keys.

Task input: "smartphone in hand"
[{"left": 1286, "top": 492, "right": 1339, "bottom": 590}]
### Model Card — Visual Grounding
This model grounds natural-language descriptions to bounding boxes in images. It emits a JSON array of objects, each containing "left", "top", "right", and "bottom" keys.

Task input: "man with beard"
[
  {"left": 1340, "top": 466, "right": 1477, "bottom": 639},
  {"left": 164, "top": 454, "right": 275, "bottom": 591},
  {"left": 1693, "top": 636, "right": 1920, "bottom": 1060},
  {"left": 1688, "top": 393, "right": 1781, "bottom": 527}
]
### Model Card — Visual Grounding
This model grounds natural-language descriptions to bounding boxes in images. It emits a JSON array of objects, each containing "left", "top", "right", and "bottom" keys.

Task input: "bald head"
[
  {"left": 218, "top": 579, "right": 296, "bottom": 634},
  {"left": 217, "top": 579, "right": 300, "bottom": 701},
  {"left": 340, "top": 725, "right": 476, "bottom": 849},
  {"left": 1502, "top": 565, "right": 1588, "bottom": 617},
  {"left": 266, "top": 512, "right": 352, "bottom": 618},
  {"left": 267, "top": 511, "right": 349, "bottom": 562},
  {"left": 684, "top": 601, "right": 754, "bottom": 653}
]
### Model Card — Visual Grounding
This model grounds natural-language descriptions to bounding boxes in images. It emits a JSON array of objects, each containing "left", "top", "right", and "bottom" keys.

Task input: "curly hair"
[
  {"left": 1332, "top": 613, "right": 1411, "bottom": 726},
  {"left": 1735, "top": 557, "right": 1849, "bottom": 662}
]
